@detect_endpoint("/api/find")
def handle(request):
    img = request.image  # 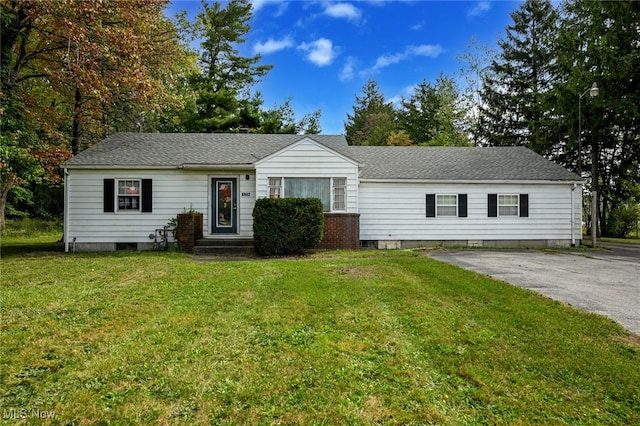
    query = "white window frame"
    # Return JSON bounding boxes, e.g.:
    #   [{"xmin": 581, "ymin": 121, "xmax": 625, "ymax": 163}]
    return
[
  {"xmin": 436, "ymin": 194, "xmax": 458, "ymax": 217},
  {"xmin": 332, "ymin": 177, "xmax": 347, "ymax": 212},
  {"xmin": 498, "ymin": 194, "xmax": 519, "ymax": 217},
  {"xmin": 268, "ymin": 177, "xmax": 282, "ymax": 198},
  {"xmin": 267, "ymin": 177, "xmax": 347, "ymax": 212},
  {"xmin": 117, "ymin": 179, "xmax": 141, "ymax": 212}
]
